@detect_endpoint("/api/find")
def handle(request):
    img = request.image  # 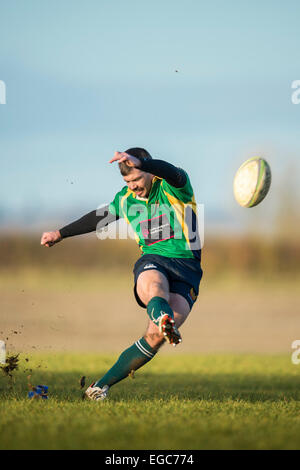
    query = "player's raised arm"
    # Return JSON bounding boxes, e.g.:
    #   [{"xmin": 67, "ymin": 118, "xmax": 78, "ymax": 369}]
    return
[
  {"xmin": 40, "ymin": 205, "xmax": 119, "ymax": 247},
  {"xmin": 139, "ymin": 159, "xmax": 187, "ymax": 188},
  {"xmin": 110, "ymin": 150, "xmax": 187, "ymax": 188}
]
